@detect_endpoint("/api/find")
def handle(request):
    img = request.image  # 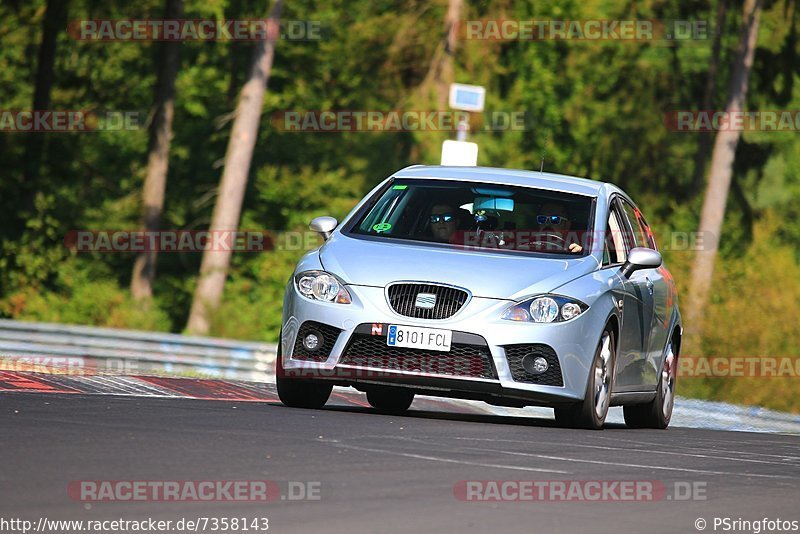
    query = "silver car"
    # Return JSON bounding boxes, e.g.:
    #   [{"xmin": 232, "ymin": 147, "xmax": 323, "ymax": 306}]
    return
[{"xmin": 278, "ymin": 166, "xmax": 681, "ymax": 429}]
